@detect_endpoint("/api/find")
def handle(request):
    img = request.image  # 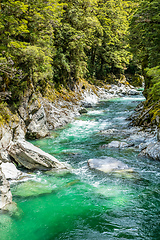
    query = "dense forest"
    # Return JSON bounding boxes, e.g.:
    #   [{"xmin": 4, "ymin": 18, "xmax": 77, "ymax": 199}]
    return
[{"xmin": 0, "ymin": 0, "xmax": 160, "ymax": 127}]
